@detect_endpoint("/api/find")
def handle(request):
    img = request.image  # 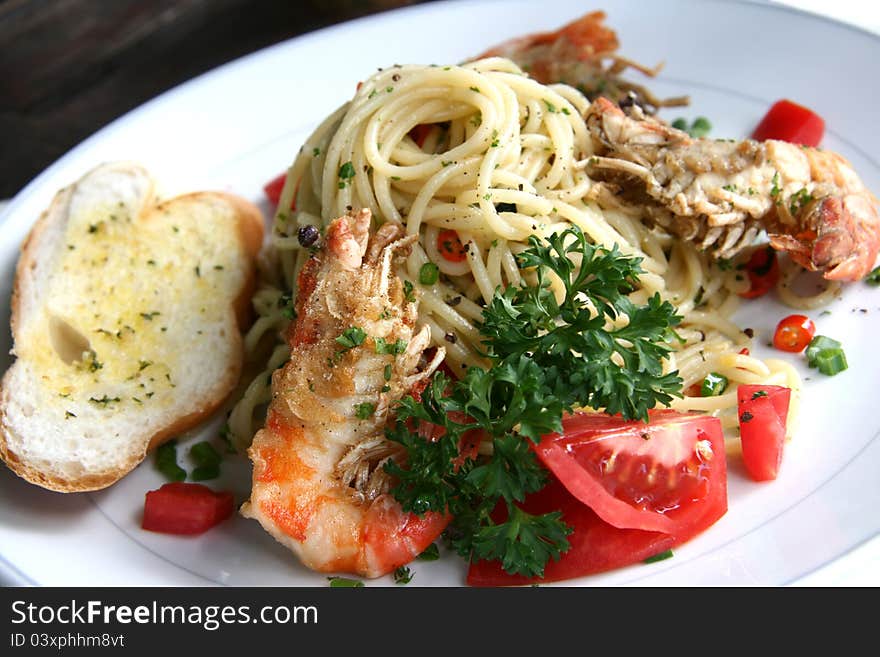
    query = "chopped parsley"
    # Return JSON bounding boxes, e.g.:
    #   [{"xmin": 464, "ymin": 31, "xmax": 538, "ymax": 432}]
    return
[
  {"xmin": 865, "ymin": 265, "xmax": 880, "ymax": 286},
  {"xmin": 355, "ymin": 402, "xmax": 376, "ymax": 420},
  {"xmin": 393, "ymin": 566, "xmax": 413, "ymax": 584},
  {"xmin": 88, "ymin": 395, "xmax": 120, "ymax": 406},
  {"xmin": 336, "ymin": 326, "xmax": 367, "ymax": 351},
  {"xmin": 770, "ymin": 172, "xmax": 782, "ymax": 199},
  {"xmin": 374, "ymin": 337, "xmax": 408, "ymax": 355},
  {"xmin": 384, "ymin": 226, "xmax": 682, "ymax": 579},
  {"xmin": 788, "ymin": 187, "xmax": 813, "ymax": 215},
  {"xmin": 338, "ymin": 161, "xmax": 356, "ymax": 187},
  {"xmin": 417, "ymin": 543, "xmax": 440, "ymax": 561}
]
